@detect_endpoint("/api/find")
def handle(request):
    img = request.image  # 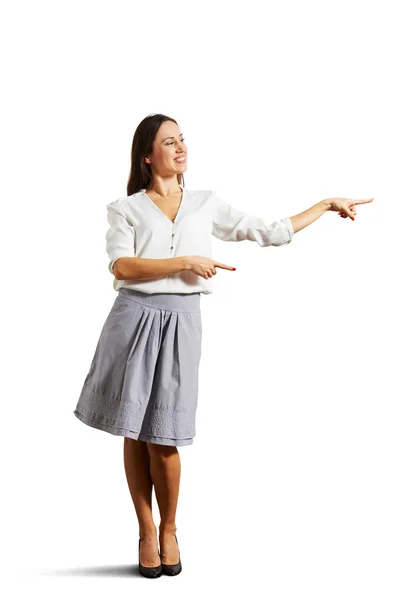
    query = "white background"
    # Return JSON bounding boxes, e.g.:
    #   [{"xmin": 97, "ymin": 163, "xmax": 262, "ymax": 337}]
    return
[{"xmin": 1, "ymin": 0, "xmax": 399, "ymax": 598}]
